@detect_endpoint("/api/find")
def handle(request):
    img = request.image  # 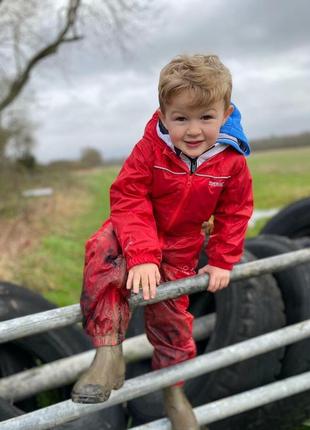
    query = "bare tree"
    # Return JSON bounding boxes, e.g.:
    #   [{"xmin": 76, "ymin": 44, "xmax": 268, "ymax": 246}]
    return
[
  {"xmin": 80, "ymin": 147, "xmax": 103, "ymax": 167},
  {"xmin": 0, "ymin": 0, "xmax": 82, "ymax": 113},
  {"xmin": 0, "ymin": 0, "xmax": 154, "ymax": 114},
  {"xmin": 0, "ymin": 125, "xmax": 10, "ymax": 161},
  {"xmin": 6, "ymin": 115, "xmax": 36, "ymax": 160},
  {"xmin": 0, "ymin": 110, "xmax": 35, "ymax": 162},
  {"xmin": 0, "ymin": 0, "xmax": 155, "ymax": 162}
]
